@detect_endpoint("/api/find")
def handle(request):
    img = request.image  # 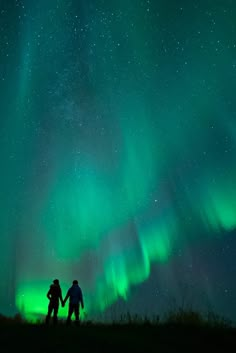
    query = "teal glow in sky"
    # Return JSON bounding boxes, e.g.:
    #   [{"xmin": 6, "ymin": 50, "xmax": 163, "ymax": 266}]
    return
[{"xmin": 0, "ymin": 0, "xmax": 236, "ymax": 322}]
